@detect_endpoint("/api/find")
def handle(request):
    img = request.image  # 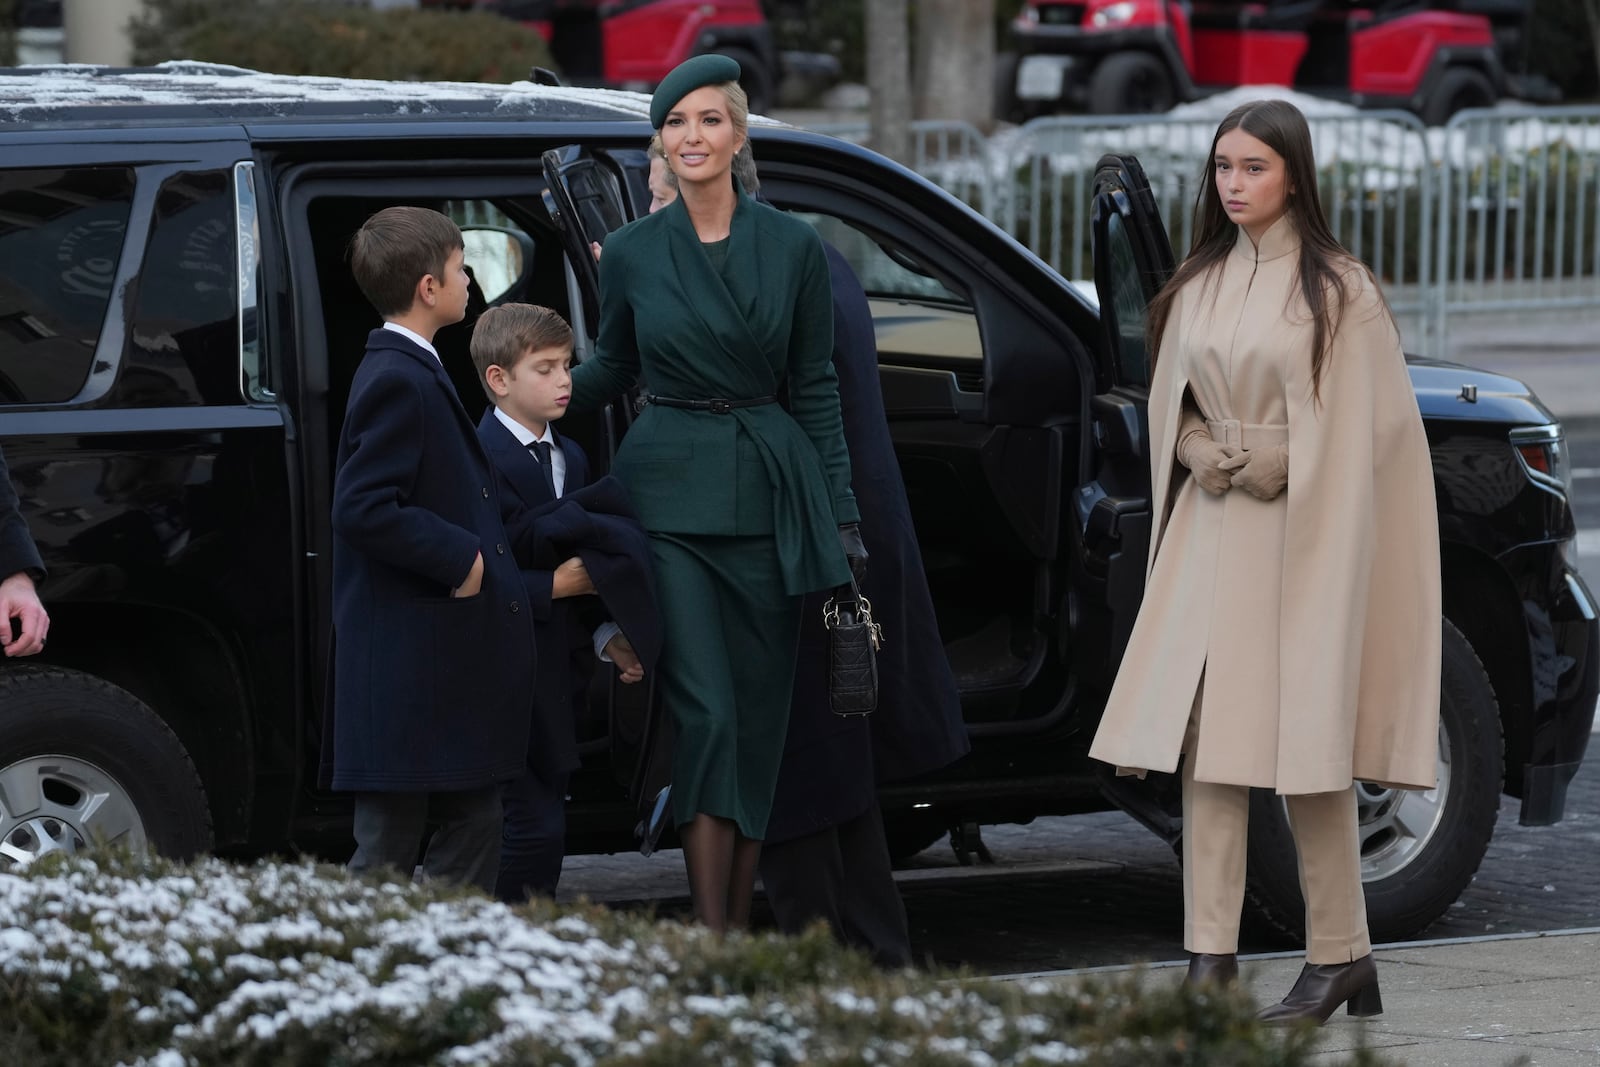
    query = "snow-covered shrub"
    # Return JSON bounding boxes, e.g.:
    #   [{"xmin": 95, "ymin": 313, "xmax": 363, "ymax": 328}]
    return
[{"xmin": 0, "ymin": 851, "xmax": 1393, "ymax": 1067}]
